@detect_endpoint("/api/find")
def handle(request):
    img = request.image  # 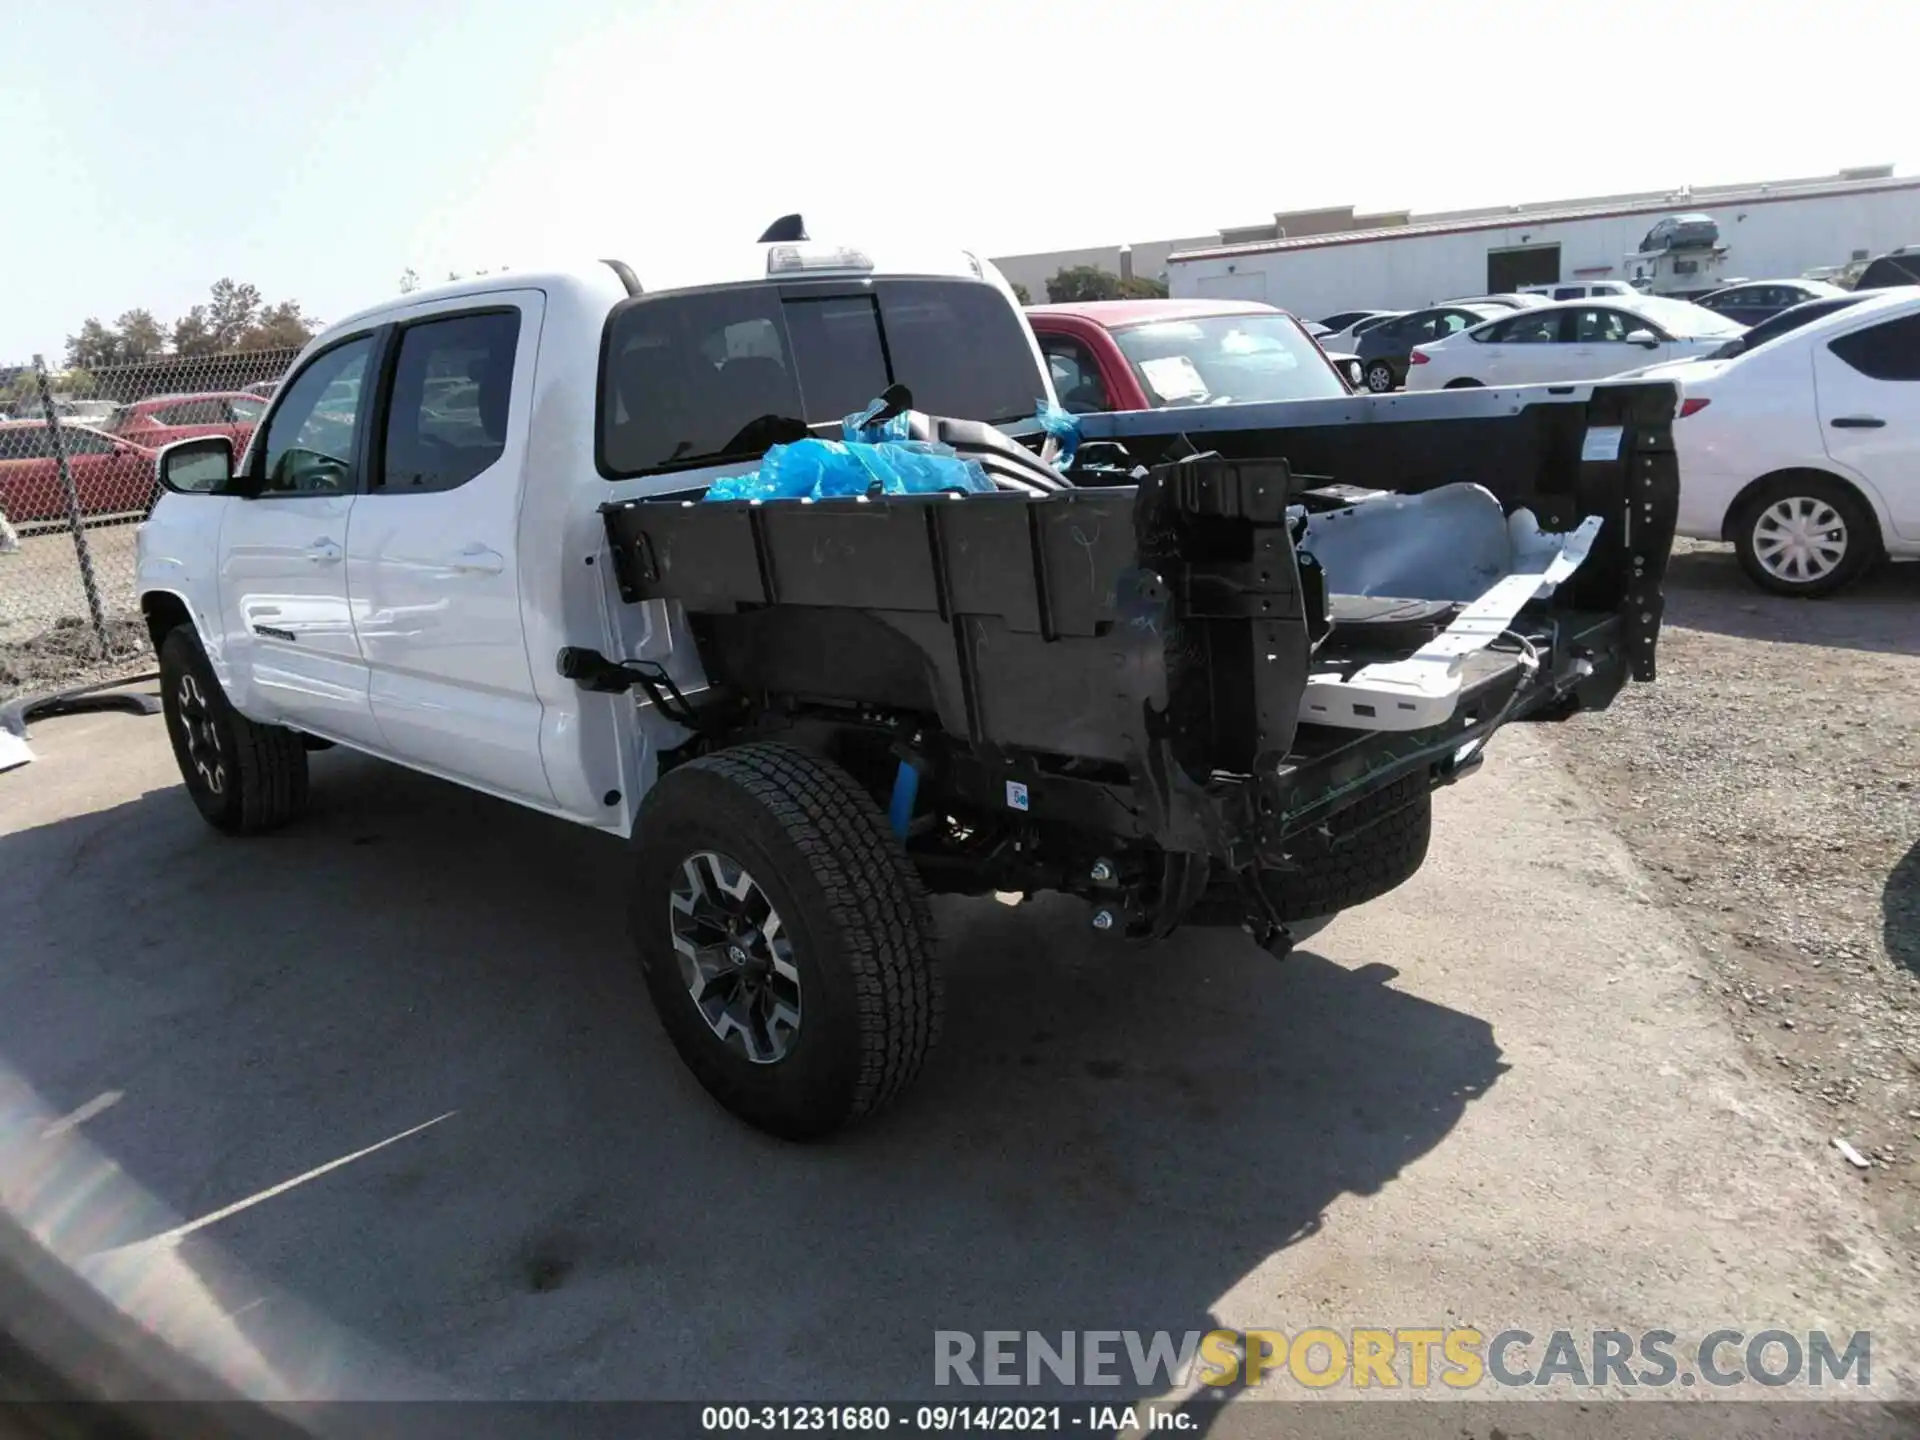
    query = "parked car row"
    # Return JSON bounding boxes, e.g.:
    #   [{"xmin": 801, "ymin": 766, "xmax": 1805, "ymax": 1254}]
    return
[
  {"xmin": 0, "ymin": 422, "xmax": 157, "ymax": 524},
  {"xmin": 1403, "ymin": 294, "xmax": 1745, "ymax": 389},
  {"xmin": 0, "ymin": 388, "xmax": 272, "ymax": 526},
  {"xmin": 1033, "ymin": 281, "xmax": 1915, "ymax": 602},
  {"xmin": 10, "ymin": 269, "xmax": 1909, "ymax": 605}
]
